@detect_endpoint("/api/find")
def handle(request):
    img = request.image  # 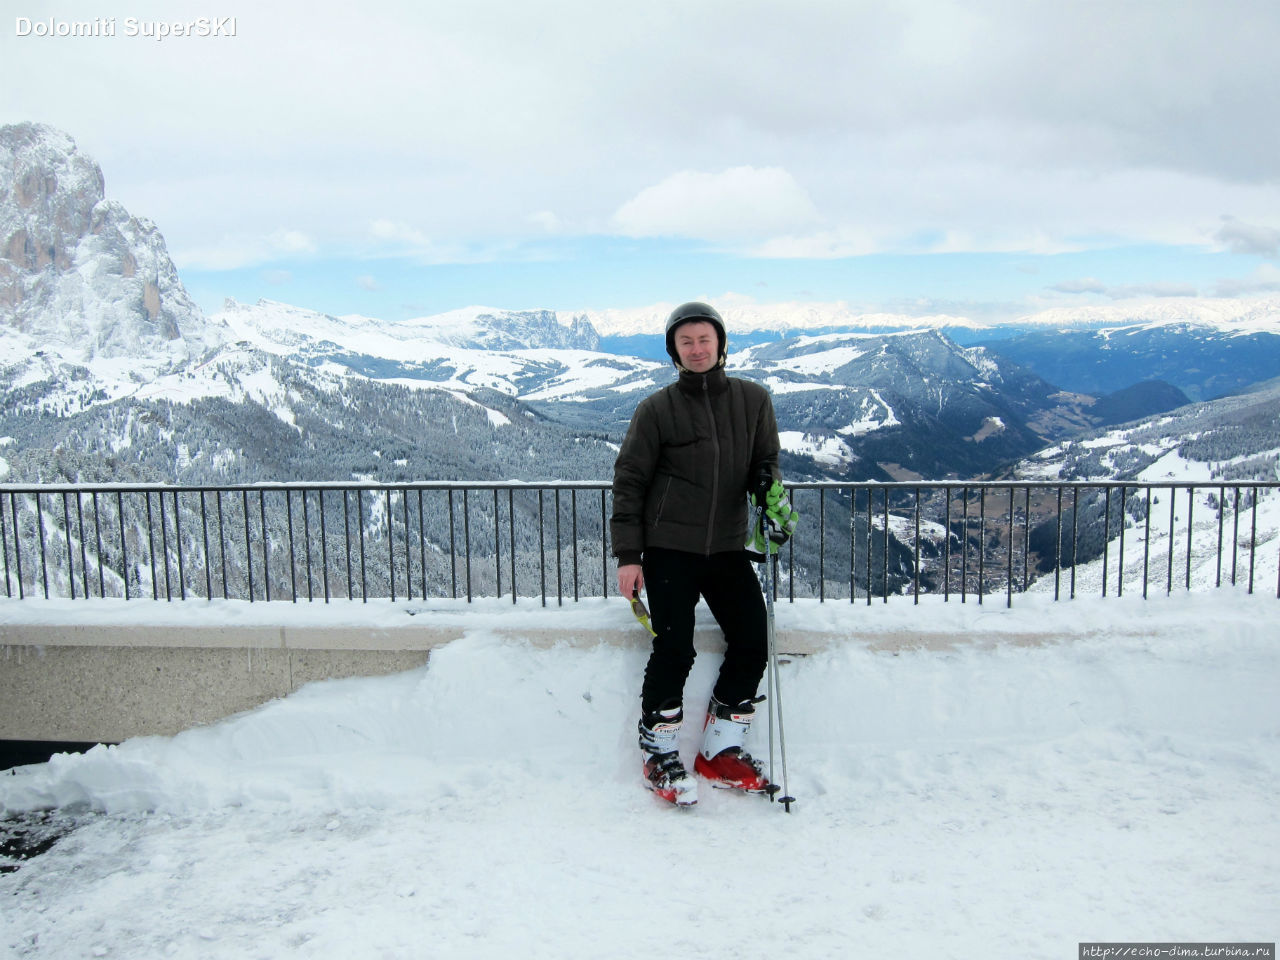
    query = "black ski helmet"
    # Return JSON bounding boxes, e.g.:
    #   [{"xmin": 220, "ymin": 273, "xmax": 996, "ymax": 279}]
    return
[{"xmin": 664, "ymin": 301, "xmax": 727, "ymax": 369}]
